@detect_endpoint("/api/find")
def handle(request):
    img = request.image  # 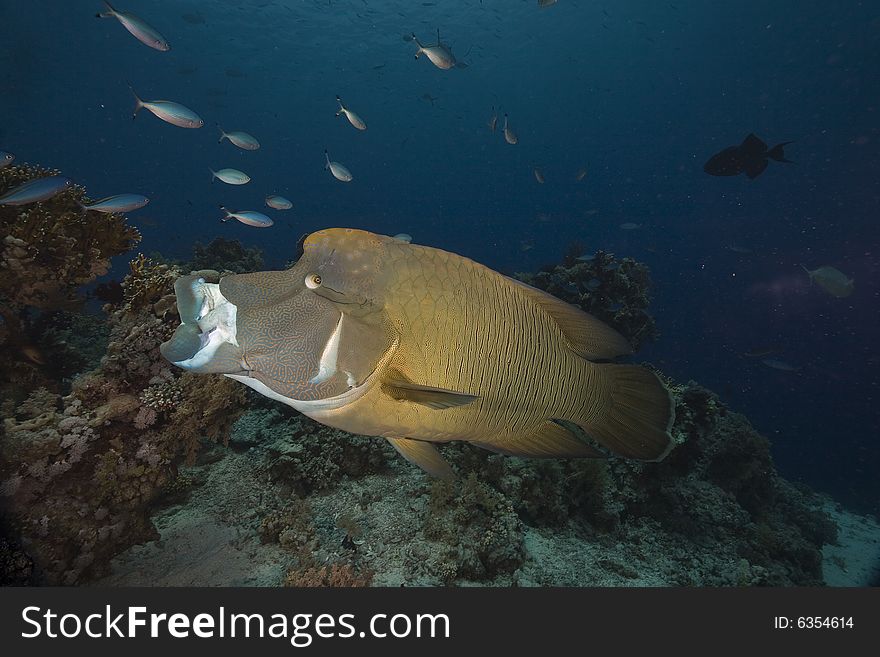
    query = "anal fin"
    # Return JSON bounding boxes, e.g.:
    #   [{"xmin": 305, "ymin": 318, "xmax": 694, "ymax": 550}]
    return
[
  {"xmin": 473, "ymin": 421, "xmax": 607, "ymax": 458},
  {"xmin": 387, "ymin": 437, "xmax": 454, "ymax": 479}
]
